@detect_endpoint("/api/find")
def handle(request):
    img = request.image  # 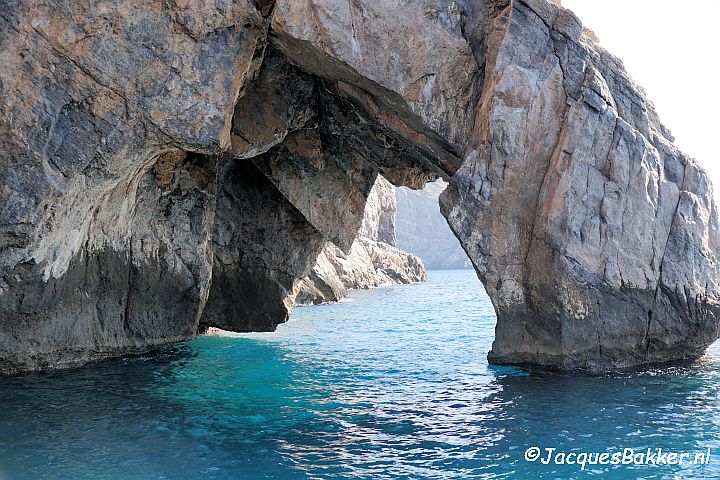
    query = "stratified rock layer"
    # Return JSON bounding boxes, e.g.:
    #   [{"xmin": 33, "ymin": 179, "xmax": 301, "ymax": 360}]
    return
[
  {"xmin": 0, "ymin": 0, "xmax": 718, "ymax": 373},
  {"xmin": 295, "ymin": 176, "xmax": 426, "ymax": 305}
]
